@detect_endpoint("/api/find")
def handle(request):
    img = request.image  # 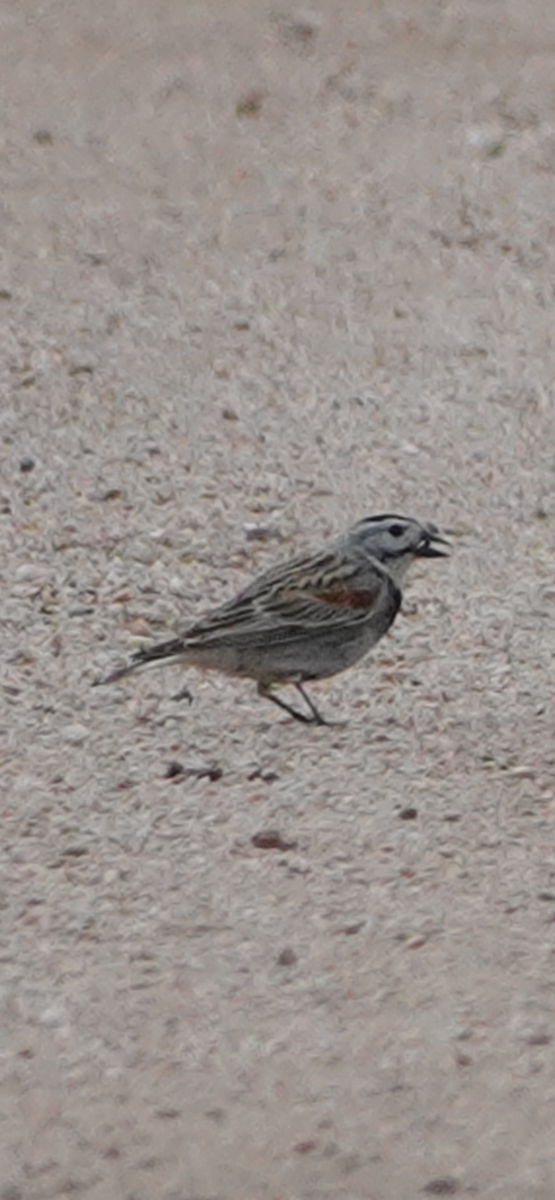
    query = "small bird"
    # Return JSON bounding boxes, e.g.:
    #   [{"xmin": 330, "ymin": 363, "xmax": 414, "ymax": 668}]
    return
[{"xmin": 101, "ymin": 514, "xmax": 449, "ymax": 725}]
